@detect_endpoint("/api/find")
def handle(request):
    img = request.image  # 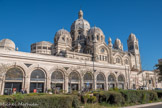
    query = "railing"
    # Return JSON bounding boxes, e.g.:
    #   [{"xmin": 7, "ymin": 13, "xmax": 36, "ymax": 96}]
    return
[
  {"xmin": 30, "ymin": 78, "xmax": 45, "ymax": 81},
  {"xmin": 5, "ymin": 78, "xmax": 23, "ymax": 80},
  {"xmin": 51, "ymin": 79, "xmax": 64, "ymax": 82}
]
